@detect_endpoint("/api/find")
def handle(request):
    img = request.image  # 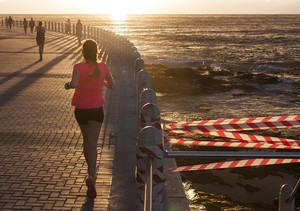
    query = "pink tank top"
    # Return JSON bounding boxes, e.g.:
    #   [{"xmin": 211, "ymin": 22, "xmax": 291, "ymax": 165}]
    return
[{"xmin": 71, "ymin": 62, "xmax": 110, "ymax": 109}]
